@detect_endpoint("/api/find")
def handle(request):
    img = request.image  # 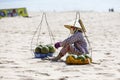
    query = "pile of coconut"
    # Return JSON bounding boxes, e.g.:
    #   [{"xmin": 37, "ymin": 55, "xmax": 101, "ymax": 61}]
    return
[{"xmin": 34, "ymin": 44, "xmax": 56, "ymax": 58}]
